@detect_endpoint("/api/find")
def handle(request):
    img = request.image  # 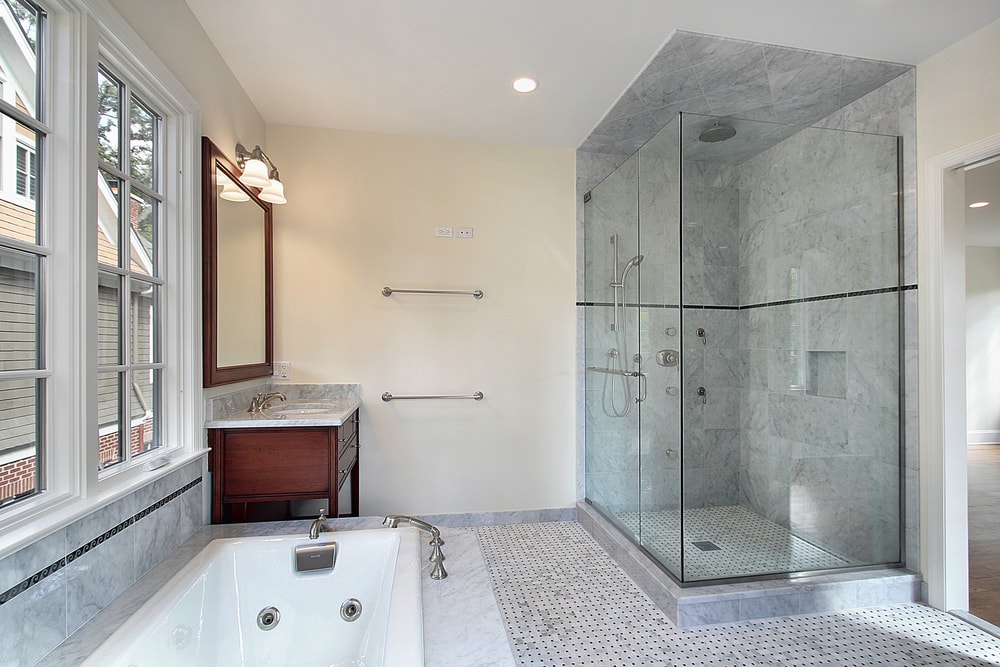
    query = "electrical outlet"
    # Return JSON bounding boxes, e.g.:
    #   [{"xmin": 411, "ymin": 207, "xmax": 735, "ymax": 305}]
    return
[
  {"xmin": 273, "ymin": 361, "xmax": 291, "ymax": 380},
  {"xmin": 456, "ymin": 227, "xmax": 474, "ymax": 238},
  {"xmin": 435, "ymin": 226, "xmax": 454, "ymax": 238}
]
